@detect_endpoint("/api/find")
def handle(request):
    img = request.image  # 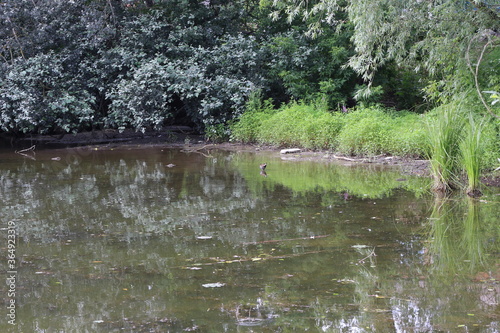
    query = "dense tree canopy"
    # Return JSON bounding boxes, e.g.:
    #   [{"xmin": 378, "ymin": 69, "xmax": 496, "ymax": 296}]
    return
[
  {"xmin": 0, "ymin": 0, "xmax": 498, "ymax": 135},
  {"xmin": 272, "ymin": 0, "xmax": 500, "ymax": 110}
]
